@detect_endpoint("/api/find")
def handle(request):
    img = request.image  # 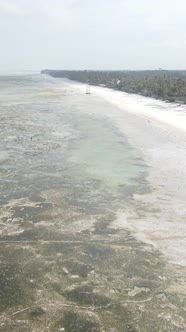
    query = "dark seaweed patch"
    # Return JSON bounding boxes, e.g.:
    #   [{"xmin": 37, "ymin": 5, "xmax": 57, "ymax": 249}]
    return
[
  {"xmin": 64, "ymin": 260, "xmax": 93, "ymax": 278},
  {"xmin": 0, "ymin": 229, "xmax": 38, "ymax": 241},
  {"xmin": 85, "ymin": 244, "xmax": 116, "ymax": 261},
  {"xmin": 29, "ymin": 306, "xmax": 45, "ymax": 318},
  {"xmin": 42, "ymin": 242, "xmax": 76, "ymax": 255},
  {"xmin": 12, "ymin": 203, "xmax": 53, "ymax": 223},
  {"xmin": 0, "ymin": 263, "xmax": 24, "ymax": 311},
  {"xmin": 65, "ymin": 285, "xmax": 111, "ymax": 307},
  {"xmin": 56, "ymin": 311, "xmax": 102, "ymax": 332}
]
